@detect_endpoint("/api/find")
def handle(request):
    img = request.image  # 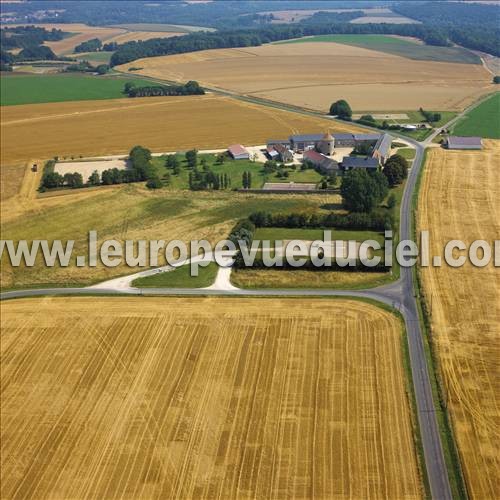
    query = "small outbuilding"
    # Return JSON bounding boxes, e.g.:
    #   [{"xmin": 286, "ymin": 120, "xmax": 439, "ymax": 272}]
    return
[
  {"xmin": 303, "ymin": 150, "xmax": 338, "ymax": 174},
  {"xmin": 228, "ymin": 144, "xmax": 250, "ymax": 160},
  {"xmin": 341, "ymin": 156, "xmax": 379, "ymax": 171},
  {"xmin": 446, "ymin": 136, "xmax": 483, "ymax": 150}
]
